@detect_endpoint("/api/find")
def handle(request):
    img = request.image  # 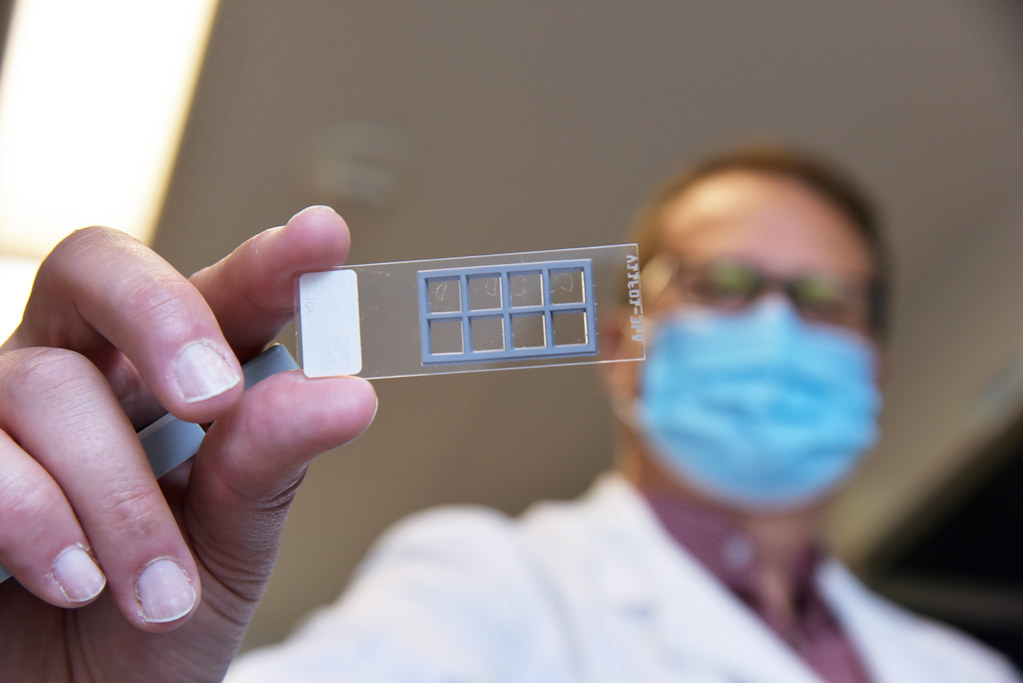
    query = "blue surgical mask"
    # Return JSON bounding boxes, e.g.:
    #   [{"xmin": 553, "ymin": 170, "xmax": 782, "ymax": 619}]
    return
[{"xmin": 637, "ymin": 299, "xmax": 882, "ymax": 510}]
